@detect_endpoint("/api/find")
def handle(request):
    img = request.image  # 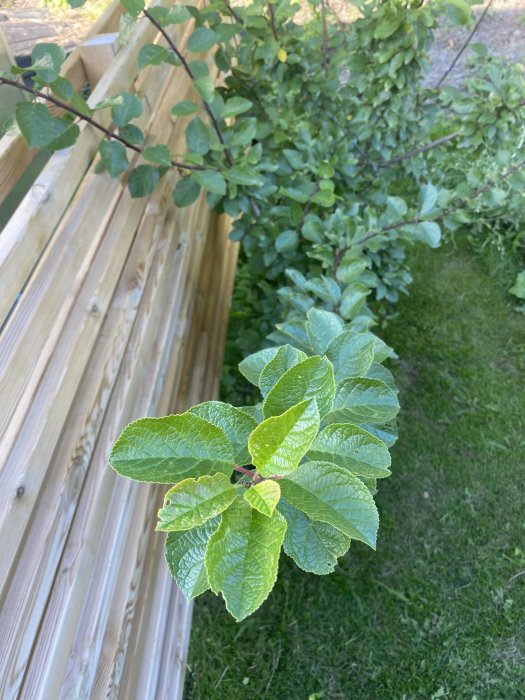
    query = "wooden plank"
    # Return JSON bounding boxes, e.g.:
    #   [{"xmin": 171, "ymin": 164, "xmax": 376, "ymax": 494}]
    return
[
  {"xmin": 78, "ymin": 32, "xmax": 120, "ymax": 86},
  {"xmin": 0, "ymin": 192, "xmax": 167, "ymax": 699}
]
